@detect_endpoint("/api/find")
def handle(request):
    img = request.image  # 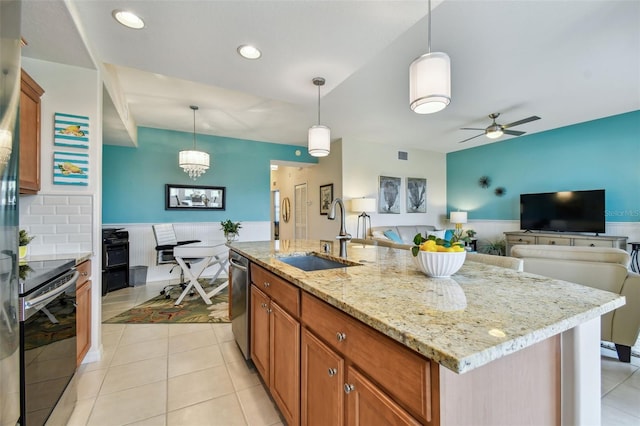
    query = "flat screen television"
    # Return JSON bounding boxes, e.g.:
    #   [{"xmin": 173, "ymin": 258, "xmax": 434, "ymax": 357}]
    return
[{"xmin": 520, "ymin": 189, "xmax": 605, "ymax": 234}]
